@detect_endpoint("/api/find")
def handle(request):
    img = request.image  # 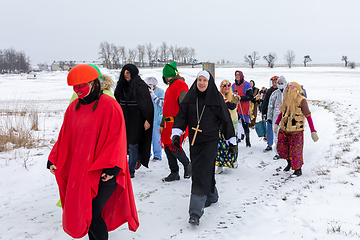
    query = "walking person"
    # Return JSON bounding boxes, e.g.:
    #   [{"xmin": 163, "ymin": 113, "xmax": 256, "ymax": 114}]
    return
[
  {"xmin": 172, "ymin": 71, "xmax": 237, "ymax": 225},
  {"xmin": 273, "ymin": 82, "xmax": 319, "ymax": 176},
  {"xmin": 160, "ymin": 62, "xmax": 191, "ymax": 182},
  {"xmin": 231, "ymin": 70, "xmax": 253, "ymax": 147},
  {"xmin": 262, "ymin": 76, "xmax": 279, "ymax": 152},
  {"xmin": 47, "ymin": 64, "xmax": 139, "ymax": 239},
  {"xmin": 114, "ymin": 64, "xmax": 154, "ymax": 178},
  {"xmin": 249, "ymin": 79, "xmax": 260, "ymax": 128},
  {"xmin": 144, "ymin": 77, "xmax": 165, "ymax": 162},
  {"xmin": 267, "ymin": 76, "xmax": 287, "ymax": 160},
  {"xmin": 215, "ymin": 79, "xmax": 239, "ymax": 174}
]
